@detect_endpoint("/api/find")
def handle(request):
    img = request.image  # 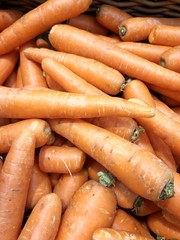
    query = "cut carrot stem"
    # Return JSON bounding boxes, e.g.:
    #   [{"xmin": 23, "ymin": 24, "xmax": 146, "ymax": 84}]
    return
[{"xmin": 0, "ymin": 9, "xmax": 23, "ymax": 32}]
